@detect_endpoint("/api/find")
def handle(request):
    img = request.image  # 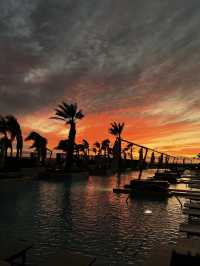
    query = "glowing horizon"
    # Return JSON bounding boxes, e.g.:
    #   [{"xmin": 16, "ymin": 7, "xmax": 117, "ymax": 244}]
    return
[{"xmin": 19, "ymin": 104, "xmax": 200, "ymax": 158}]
